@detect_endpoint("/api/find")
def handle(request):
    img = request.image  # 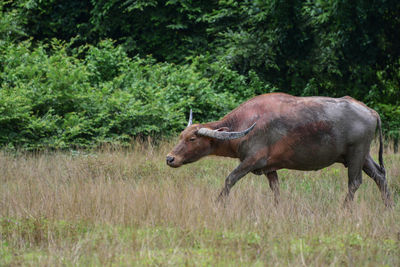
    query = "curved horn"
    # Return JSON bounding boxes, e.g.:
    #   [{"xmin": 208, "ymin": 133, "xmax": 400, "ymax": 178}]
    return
[
  {"xmin": 187, "ymin": 109, "xmax": 193, "ymax": 127},
  {"xmin": 197, "ymin": 122, "xmax": 256, "ymax": 140}
]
